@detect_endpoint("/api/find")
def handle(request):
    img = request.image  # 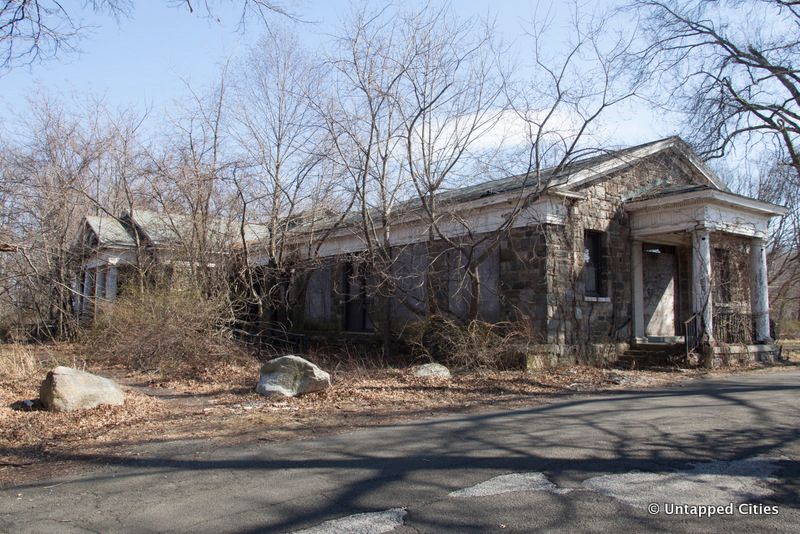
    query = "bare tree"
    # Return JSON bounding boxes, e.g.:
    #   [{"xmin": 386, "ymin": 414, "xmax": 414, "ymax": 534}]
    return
[
  {"xmin": 629, "ymin": 0, "xmax": 800, "ymax": 180},
  {"xmin": 0, "ymin": 0, "xmax": 297, "ymax": 72},
  {"xmin": 0, "ymin": 1, "xmax": 131, "ymax": 70},
  {"xmin": 0, "ymin": 96, "xmax": 122, "ymax": 338},
  {"xmin": 629, "ymin": 0, "xmax": 800, "ymax": 333},
  {"xmin": 230, "ymin": 24, "xmax": 337, "ymax": 332},
  {"xmin": 177, "ymin": 0, "xmax": 303, "ymax": 25},
  {"xmin": 320, "ymin": 4, "xmax": 419, "ymax": 350},
  {"xmin": 405, "ymin": 3, "xmax": 640, "ymax": 326},
  {"xmin": 397, "ymin": 5, "xmax": 507, "ymax": 319},
  {"xmin": 143, "ymin": 72, "xmax": 238, "ymax": 298}
]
